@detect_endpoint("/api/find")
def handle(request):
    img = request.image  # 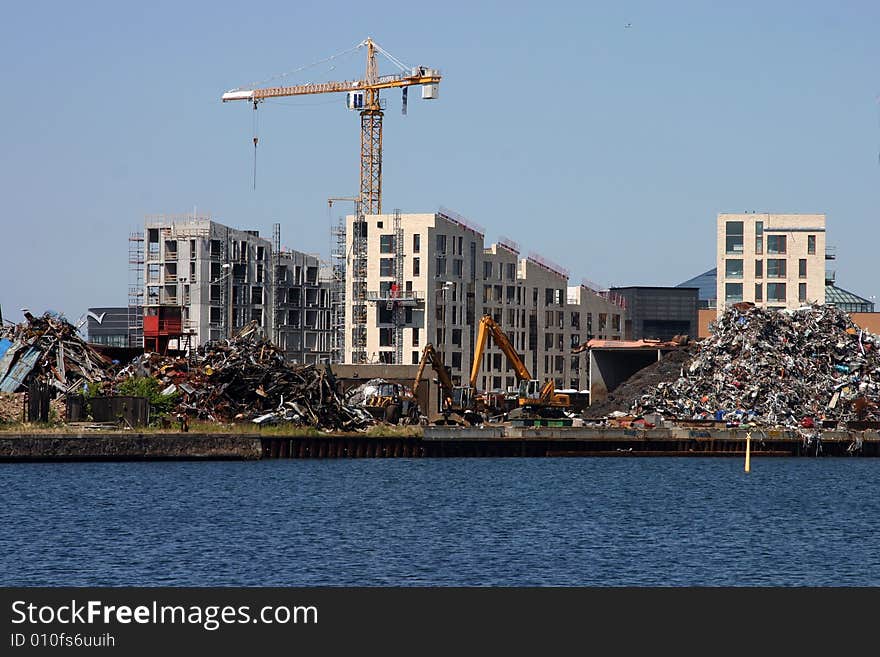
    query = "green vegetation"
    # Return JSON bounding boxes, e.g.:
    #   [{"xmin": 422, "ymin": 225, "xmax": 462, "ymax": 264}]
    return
[
  {"xmin": 115, "ymin": 376, "xmax": 180, "ymax": 420},
  {"xmin": 365, "ymin": 424, "xmax": 423, "ymax": 438}
]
